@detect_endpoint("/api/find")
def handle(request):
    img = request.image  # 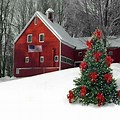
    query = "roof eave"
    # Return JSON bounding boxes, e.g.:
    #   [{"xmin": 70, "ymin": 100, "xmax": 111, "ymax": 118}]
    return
[
  {"xmin": 14, "ymin": 12, "xmax": 37, "ymax": 44},
  {"xmin": 61, "ymin": 40, "xmax": 76, "ymax": 49}
]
